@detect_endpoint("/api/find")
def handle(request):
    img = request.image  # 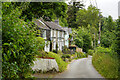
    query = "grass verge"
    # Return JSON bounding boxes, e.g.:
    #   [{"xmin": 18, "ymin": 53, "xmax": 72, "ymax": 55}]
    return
[{"xmin": 92, "ymin": 52, "xmax": 119, "ymax": 78}]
